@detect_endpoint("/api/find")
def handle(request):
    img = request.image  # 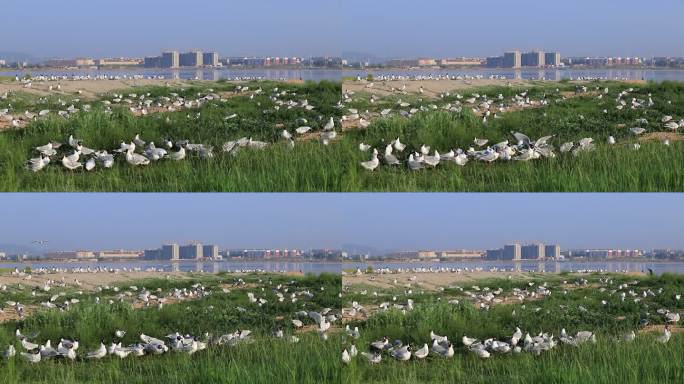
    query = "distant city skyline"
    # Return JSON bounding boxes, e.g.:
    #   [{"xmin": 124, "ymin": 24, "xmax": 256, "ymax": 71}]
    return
[{"xmin": 0, "ymin": 194, "xmax": 682, "ymax": 251}]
